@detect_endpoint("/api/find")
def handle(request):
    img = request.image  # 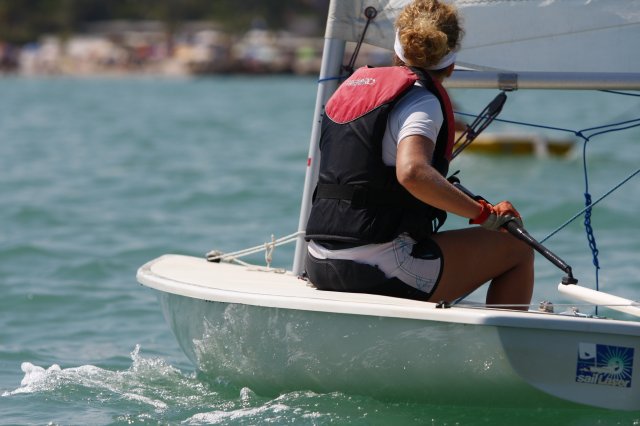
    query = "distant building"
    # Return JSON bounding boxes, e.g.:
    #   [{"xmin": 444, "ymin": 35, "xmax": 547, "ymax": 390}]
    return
[{"xmin": 6, "ymin": 19, "xmax": 391, "ymax": 77}]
